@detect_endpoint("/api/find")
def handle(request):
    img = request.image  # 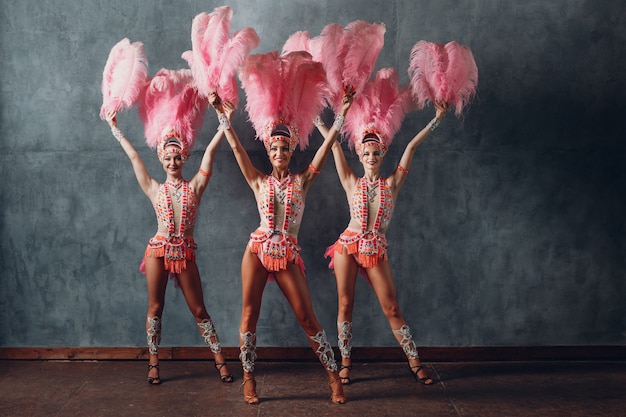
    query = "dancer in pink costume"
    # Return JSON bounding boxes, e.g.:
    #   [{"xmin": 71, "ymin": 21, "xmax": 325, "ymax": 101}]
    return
[
  {"xmin": 317, "ymin": 68, "xmax": 448, "ymax": 386},
  {"xmin": 99, "ymin": 6, "xmax": 259, "ymax": 386},
  {"xmin": 208, "ymin": 47, "xmax": 354, "ymax": 404}
]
